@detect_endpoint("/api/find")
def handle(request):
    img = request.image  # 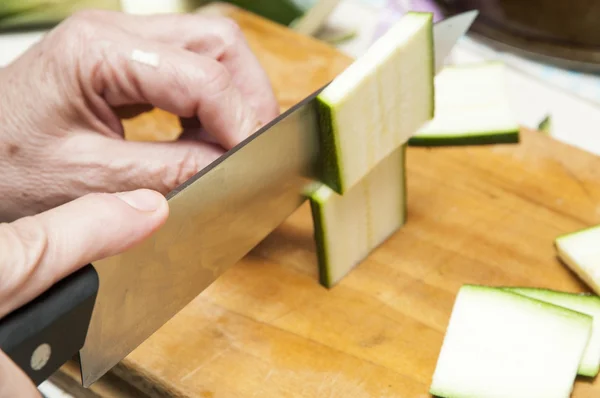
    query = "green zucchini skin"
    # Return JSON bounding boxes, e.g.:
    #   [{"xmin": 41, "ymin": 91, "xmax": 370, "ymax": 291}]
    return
[
  {"xmin": 502, "ymin": 286, "xmax": 600, "ymax": 377},
  {"xmin": 307, "ymin": 145, "xmax": 407, "ymax": 289},
  {"xmin": 315, "ymin": 12, "xmax": 434, "ymax": 194},
  {"xmin": 316, "ymin": 97, "xmax": 344, "ymax": 195},
  {"xmin": 410, "ymin": 61, "xmax": 520, "ymax": 148},
  {"xmin": 308, "ymin": 190, "xmax": 333, "ymax": 287},
  {"xmin": 408, "ymin": 130, "xmax": 520, "ymax": 147},
  {"xmin": 430, "ymin": 284, "xmax": 593, "ymax": 398}
]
